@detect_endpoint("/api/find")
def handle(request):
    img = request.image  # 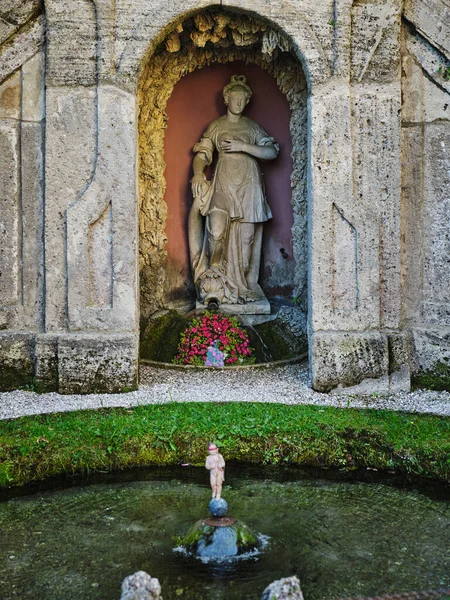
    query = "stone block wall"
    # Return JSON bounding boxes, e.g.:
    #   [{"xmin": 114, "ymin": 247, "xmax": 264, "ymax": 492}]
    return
[
  {"xmin": 0, "ymin": 1, "xmax": 45, "ymax": 390},
  {"xmin": 0, "ymin": 0, "xmax": 139, "ymax": 393},
  {"xmin": 0, "ymin": 0, "xmax": 448, "ymax": 394},
  {"xmin": 401, "ymin": 0, "xmax": 450, "ymax": 389}
]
